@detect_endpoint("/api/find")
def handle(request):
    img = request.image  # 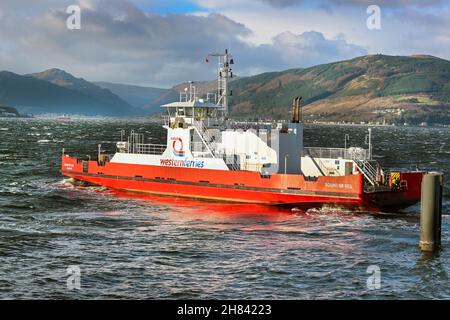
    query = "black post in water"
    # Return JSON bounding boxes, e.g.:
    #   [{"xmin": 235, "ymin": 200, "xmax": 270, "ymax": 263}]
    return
[{"xmin": 420, "ymin": 172, "xmax": 444, "ymax": 252}]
